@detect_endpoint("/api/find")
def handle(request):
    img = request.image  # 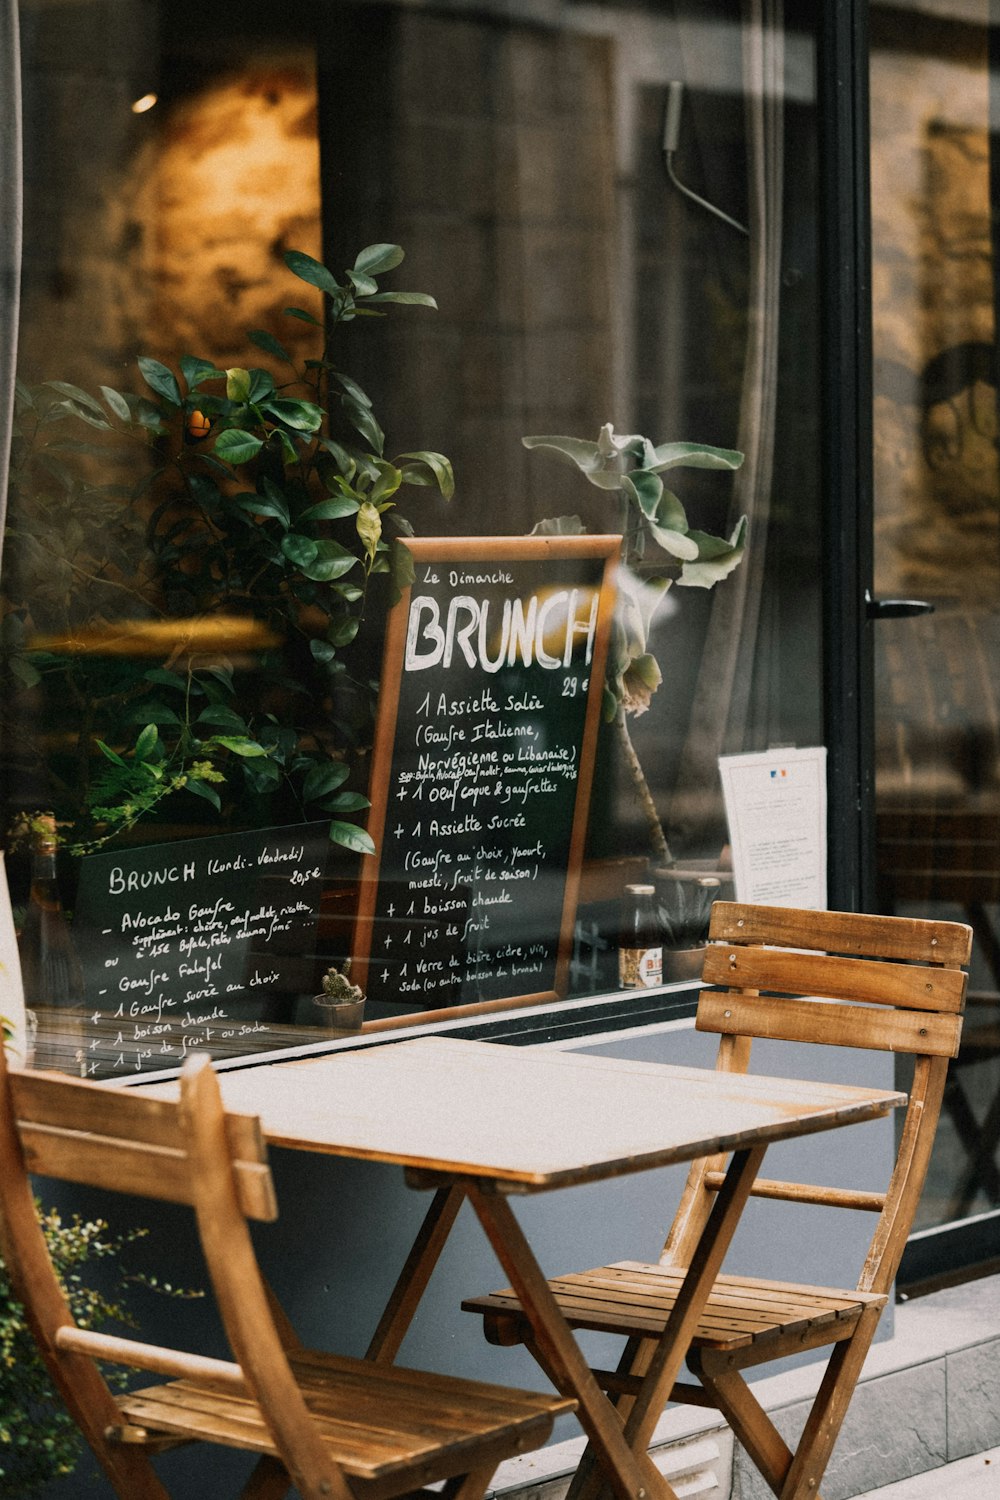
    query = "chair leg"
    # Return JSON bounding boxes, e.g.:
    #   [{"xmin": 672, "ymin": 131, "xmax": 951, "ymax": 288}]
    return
[
  {"xmin": 692, "ymin": 1363, "xmax": 795, "ymax": 1497},
  {"xmin": 776, "ymin": 1305, "xmax": 882, "ymax": 1500},
  {"xmin": 438, "ymin": 1464, "xmax": 499, "ymax": 1500},
  {"xmin": 240, "ymin": 1454, "xmax": 292, "ymax": 1500},
  {"xmin": 693, "ymin": 1303, "xmax": 884, "ymax": 1500}
]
